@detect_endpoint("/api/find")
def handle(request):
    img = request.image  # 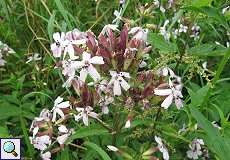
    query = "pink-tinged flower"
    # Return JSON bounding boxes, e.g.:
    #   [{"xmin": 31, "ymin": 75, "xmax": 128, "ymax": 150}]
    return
[
  {"xmin": 129, "ymin": 27, "xmax": 148, "ymax": 42},
  {"xmin": 187, "ymin": 139, "xmax": 204, "ymax": 159},
  {"xmin": 108, "ymin": 71, "xmax": 130, "ymax": 96},
  {"xmin": 30, "ymin": 109, "xmax": 51, "ymax": 138},
  {"xmin": 154, "ymin": 79, "xmax": 183, "ymax": 109},
  {"xmin": 63, "ymin": 31, "xmax": 86, "ymax": 60},
  {"xmin": 62, "ymin": 60, "xmax": 79, "ymax": 77},
  {"xmin": 155, "ymin": 136, "xmax": 169, "ymax": 160},
  {"xmin": 41, "ymin": 151, "xmax": 51, "ymax": 160},
  {"xmin": 51, "ymin": 96, "xmax": 70, "ymax": 122},
  {"xmin": 56, "ymin": 125, "xmax": 72, "ymax": 145},
  {"xmin": 99, "ymin": 95, "xmax": 114, "ymax": 114},
  {"xmin": 74, "ymin": 106, "xmax": 98, "ymax": 126},
  {"xmin": 107, "ymin": 145, "xmax": 119, "ymax": 152},
  {"xmin": 51, "ymin": 32, "xmax": 65, "ymax": 58},
  {"xmin": 75, "ymin": 52, "xmax": 104, "ymax": 82},
  {"xmin": 0, "ymin": 58, "xmax": 6, "ymax": 66},
  {"xmin": 30, "ymin": 135, "xmax": 51, "ymax": 151}
]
